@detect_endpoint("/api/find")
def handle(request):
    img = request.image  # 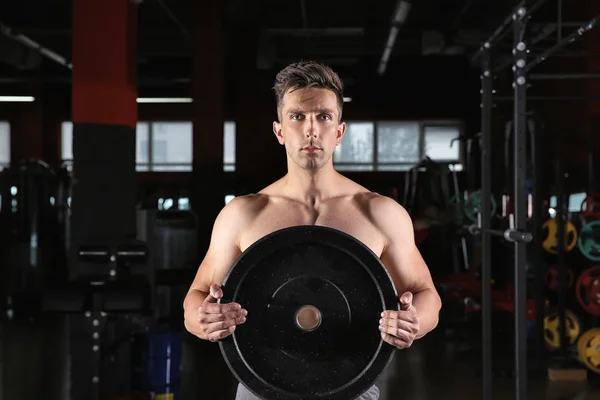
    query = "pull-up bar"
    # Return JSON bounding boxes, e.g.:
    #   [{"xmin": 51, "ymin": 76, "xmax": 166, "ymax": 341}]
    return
[
  {"xmin": 471, "ymin": 0, "xmax": 559, "ymax": 63},
  {"xmin": 525, "ymin": 15, "xmax": 600, "ymax": 72},
  {"xmin": 471, "ymin": 1, "xmax": 525, "ymax": 62},
  {"xmin": 530, "ymin": 73, "xmax": 600, "ymax": 80}
]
